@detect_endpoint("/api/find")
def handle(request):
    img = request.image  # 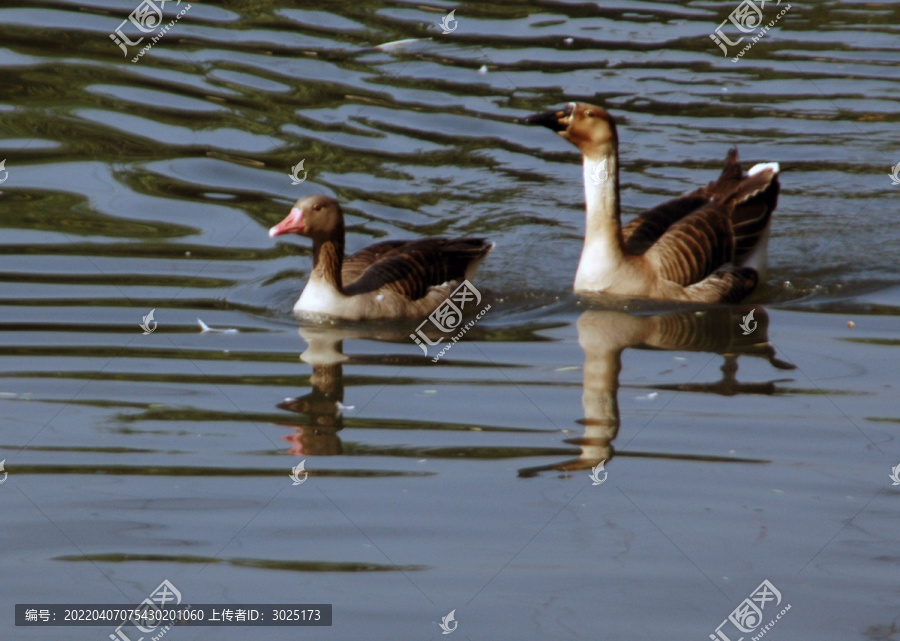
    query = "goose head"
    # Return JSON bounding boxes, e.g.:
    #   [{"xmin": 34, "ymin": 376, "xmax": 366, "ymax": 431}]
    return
[
  {"xmin": 269, "ymin": 194, "xmax": 344, "ymax": 239},
  {"xmin": 524, "ymin": 102, "xmax": 618, "ymax": 158}
]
